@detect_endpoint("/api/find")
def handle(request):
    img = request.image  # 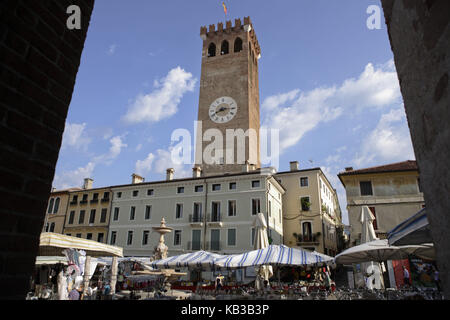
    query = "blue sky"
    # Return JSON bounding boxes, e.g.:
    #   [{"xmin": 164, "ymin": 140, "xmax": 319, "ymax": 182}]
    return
[{"xmin": 53, "ymin": 0, "xmax": 416, "ymax": 225}]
